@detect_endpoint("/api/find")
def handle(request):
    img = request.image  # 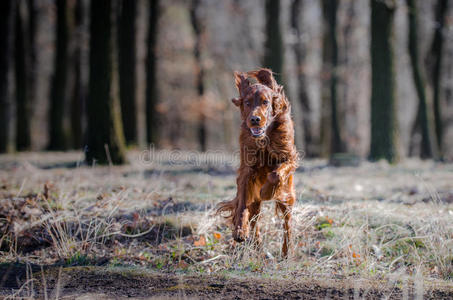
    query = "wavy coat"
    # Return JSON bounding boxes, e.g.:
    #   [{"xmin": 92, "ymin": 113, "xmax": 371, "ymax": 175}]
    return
[{"xmin": 217, "ymin": 68, "xmax": 298, "ymax": 257}]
